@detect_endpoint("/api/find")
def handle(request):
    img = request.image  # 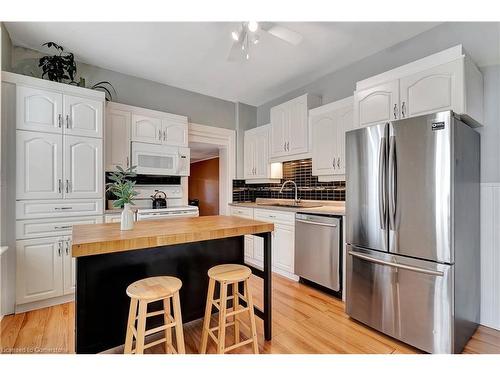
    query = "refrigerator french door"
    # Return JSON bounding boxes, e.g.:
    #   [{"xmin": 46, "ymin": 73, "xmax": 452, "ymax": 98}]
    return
[{"xmin": 345, "ymin": 111, "xmax": 480, "ymax": 354}]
